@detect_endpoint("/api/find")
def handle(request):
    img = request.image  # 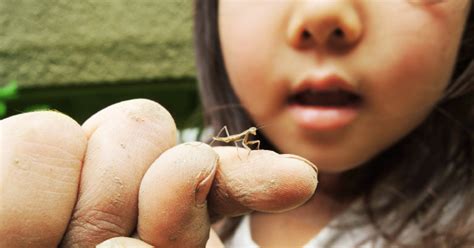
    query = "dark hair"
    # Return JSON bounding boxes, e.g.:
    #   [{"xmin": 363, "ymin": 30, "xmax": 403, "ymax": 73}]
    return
[{"xmin": 193, "ymin": 0, "xmax": 474, "ymax": 246}]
